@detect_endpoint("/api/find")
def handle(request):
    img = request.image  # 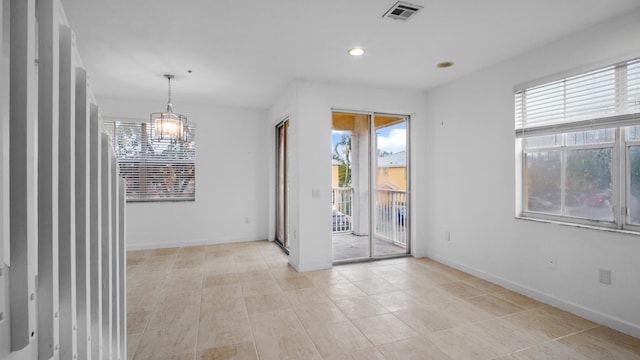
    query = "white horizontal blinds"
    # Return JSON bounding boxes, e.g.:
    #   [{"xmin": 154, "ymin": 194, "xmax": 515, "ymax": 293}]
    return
[
  {"xmin": 103, "ymin": 121, "xmax": 196, "ymax": 201},
  {"xmin": 628, "ymin": 59, "xmax": 640, "ymax": 113},
  {"xmin": 516, "ymin": 58, "xmax": 640, "ymax": 137}
]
